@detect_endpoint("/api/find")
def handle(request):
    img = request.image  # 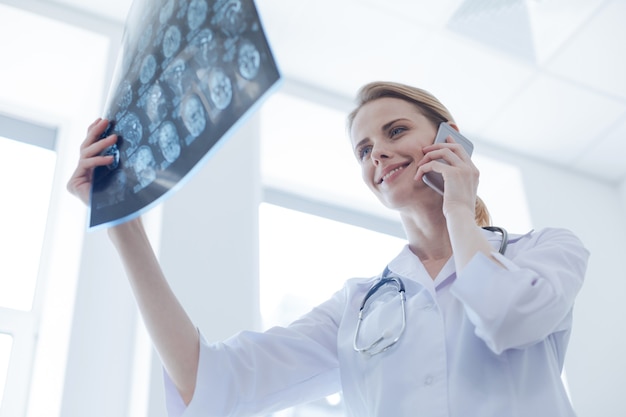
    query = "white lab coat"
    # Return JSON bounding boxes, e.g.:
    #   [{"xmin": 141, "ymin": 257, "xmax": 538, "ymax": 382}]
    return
[{"xmin": 164, "ymin": 227, "xmax": 589, "ymax": 417}]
